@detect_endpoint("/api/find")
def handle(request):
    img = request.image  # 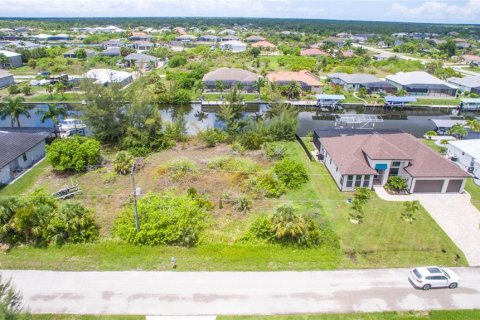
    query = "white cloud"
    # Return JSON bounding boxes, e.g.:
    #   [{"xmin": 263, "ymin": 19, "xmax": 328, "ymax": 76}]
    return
[{"xmin": 390, "ymin": 0, "xmax": 480, "ymax": 22}]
